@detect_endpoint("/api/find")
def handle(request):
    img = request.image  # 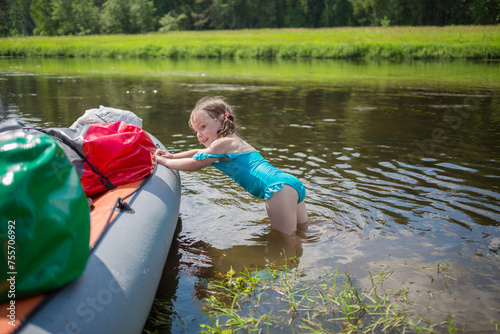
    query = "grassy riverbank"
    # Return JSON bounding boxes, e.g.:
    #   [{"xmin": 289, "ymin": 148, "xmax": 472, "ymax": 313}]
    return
[{"xmin": 1, "ymin": 26, "xmax": 499, "ymax": 60}]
